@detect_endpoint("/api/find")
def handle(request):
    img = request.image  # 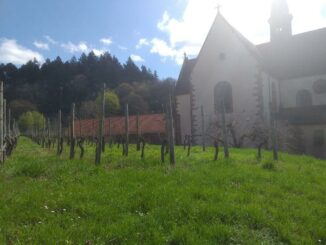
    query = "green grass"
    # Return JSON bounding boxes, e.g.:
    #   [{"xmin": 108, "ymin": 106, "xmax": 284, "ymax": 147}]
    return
[{"xmin": 0, "ymin": 137, "xmax": 325, "ymax": 244}]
